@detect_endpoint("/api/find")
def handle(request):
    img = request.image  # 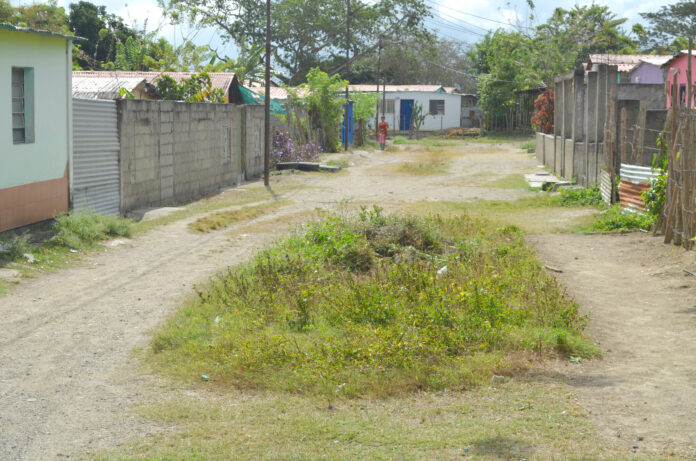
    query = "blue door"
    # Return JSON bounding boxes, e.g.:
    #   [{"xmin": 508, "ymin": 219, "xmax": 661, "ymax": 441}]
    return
[
  {"xmin": 400, "ymin": 99, "xmax": 414, "ymax": 131},
  {"xmin": 341, "ymin": 101, "xmax": 354, "ymax": 147}
]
